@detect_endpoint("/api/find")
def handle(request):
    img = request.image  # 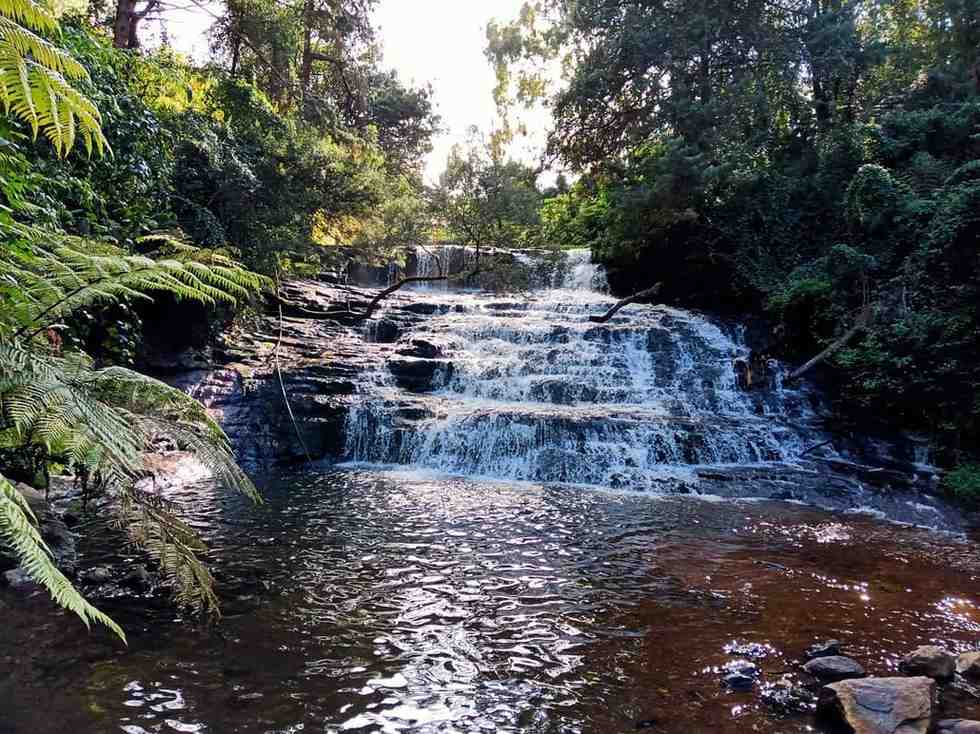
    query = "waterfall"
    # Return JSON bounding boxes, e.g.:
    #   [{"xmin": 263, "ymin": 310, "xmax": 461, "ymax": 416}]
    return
[{"xmin": 345, "ymin": 249, "xmax": 830, "ymax": 490}]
